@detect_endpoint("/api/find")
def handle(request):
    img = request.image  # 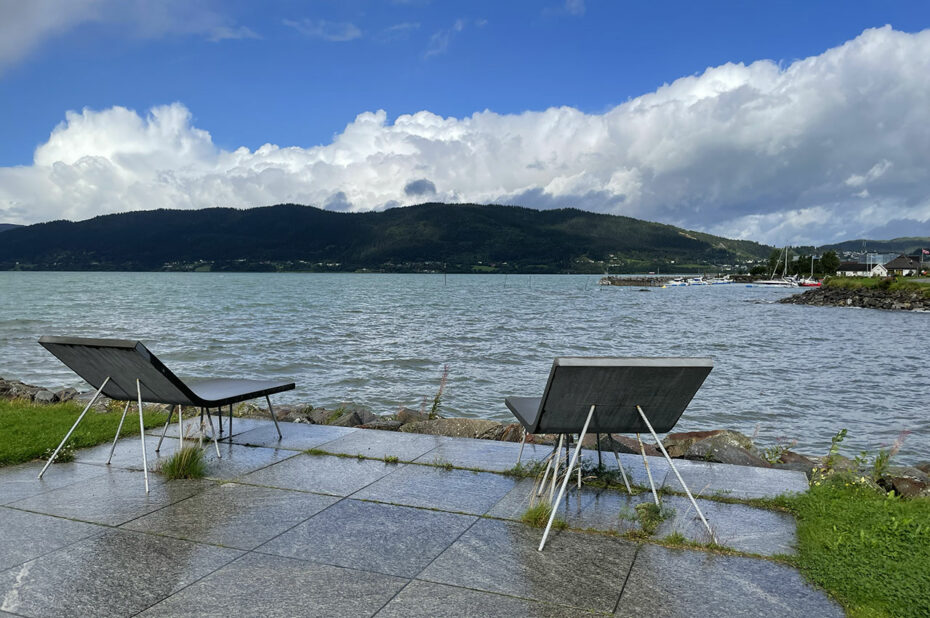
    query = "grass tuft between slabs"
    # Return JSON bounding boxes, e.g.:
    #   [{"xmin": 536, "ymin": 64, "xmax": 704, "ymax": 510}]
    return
[{"xmin": 159, "ymin": 445, "xmax": 207, "ymax": 480}]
